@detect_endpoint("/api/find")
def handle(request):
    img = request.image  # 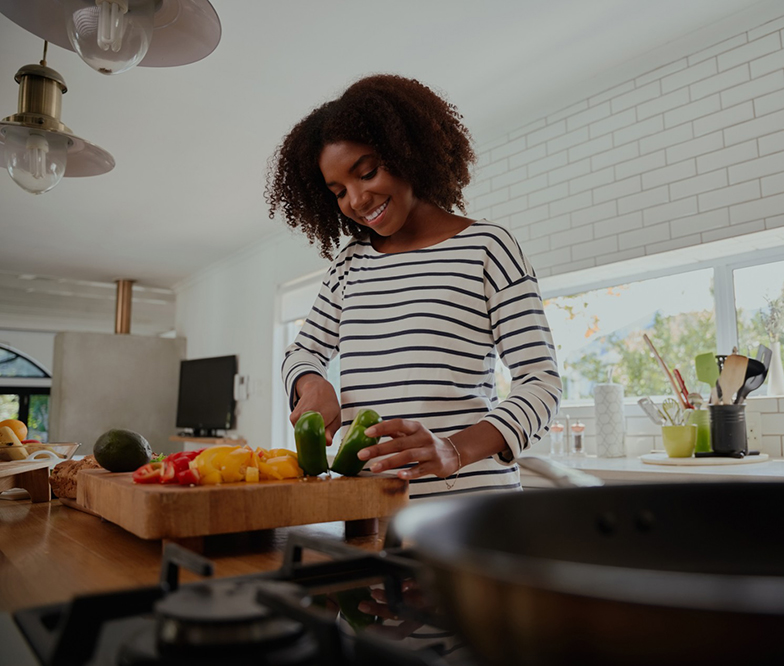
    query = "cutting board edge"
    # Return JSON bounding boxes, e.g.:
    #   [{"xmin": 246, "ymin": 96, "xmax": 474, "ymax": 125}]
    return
[{"xmin": 76, "ymin": 470, "xmax": 409, "ymax": 540}]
